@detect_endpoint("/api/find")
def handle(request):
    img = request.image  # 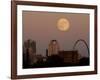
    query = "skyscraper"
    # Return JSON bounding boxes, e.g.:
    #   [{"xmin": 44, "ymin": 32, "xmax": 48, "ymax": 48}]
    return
[
  {"xmin": 48, "ymin": 40, "xmax": 60, "ymax": 56},
  {"xmin": 23, "ymin": 39, "xmax": 36, "ymax": 67},
  {"xmin": 31, "ymin": 40, "xmax": 36, "ymax": 53}
]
